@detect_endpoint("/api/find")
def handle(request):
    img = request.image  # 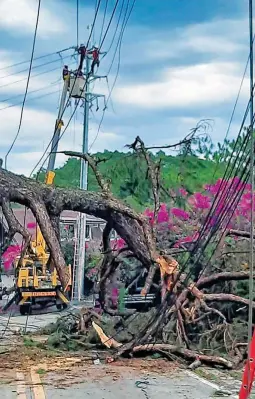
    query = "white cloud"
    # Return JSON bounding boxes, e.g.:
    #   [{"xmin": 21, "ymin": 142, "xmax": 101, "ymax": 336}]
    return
[
  {"xmin": 0, "ymin": 102, "xmax": 125, "ymax": 176},
  {"xmin": 127, "ymin": 18, "xmax": 247, "ymax": 66},
  {"xmin": 0, "ymin": 7, "xmax": 251, "ymax": 177},
  {"xmin": 0, "ymin": 0, "xmax": 65, "ymax": 37},
  {"xmin": 113, "ymin": 61, "xmax": 249, "ymax": 109}
]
